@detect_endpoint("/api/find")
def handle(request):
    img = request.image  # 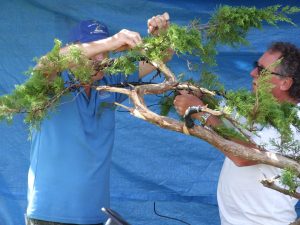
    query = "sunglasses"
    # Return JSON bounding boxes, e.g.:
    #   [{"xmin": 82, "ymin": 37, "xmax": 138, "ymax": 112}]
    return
[{"xmin": 253, "ymin": 61, "xmax": 284, "ymax": 77}]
